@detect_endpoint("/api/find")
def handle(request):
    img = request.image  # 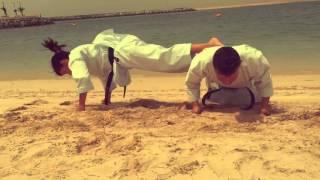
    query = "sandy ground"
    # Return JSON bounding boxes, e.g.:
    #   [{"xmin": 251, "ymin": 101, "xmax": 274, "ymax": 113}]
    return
[{"xmin": 0, "ymin": 74, "xmax": 319, "ymax": 180}]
